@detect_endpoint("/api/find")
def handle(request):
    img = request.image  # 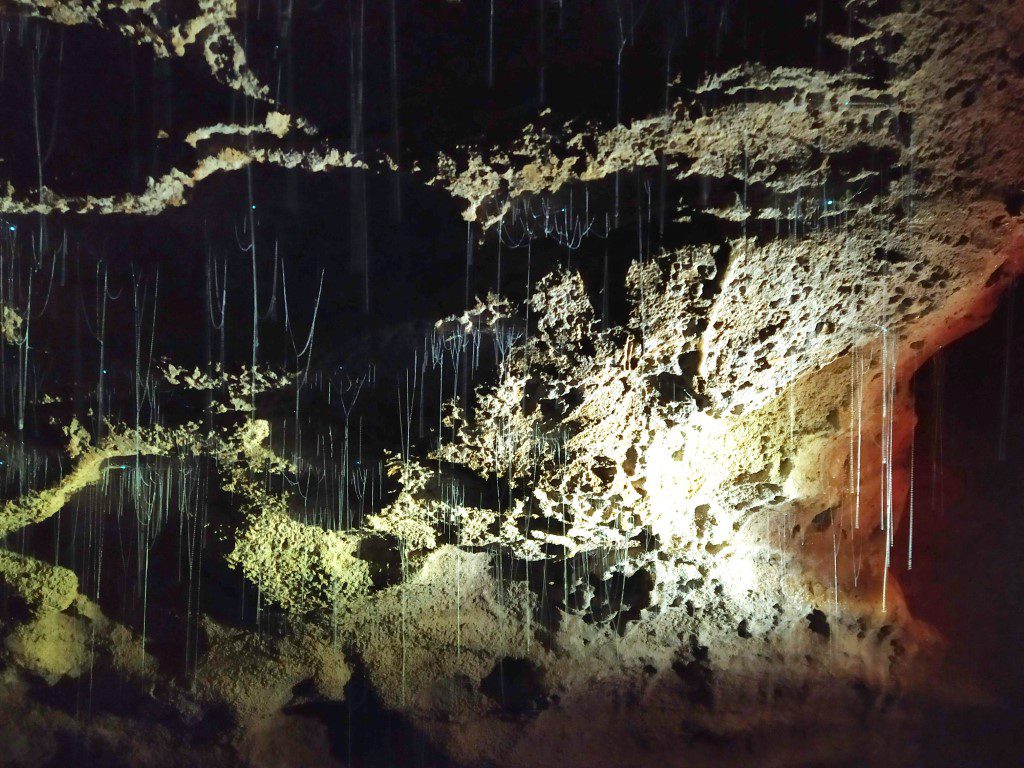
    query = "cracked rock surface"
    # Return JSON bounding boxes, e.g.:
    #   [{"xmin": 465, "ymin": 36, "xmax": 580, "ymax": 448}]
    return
[{"xmin": 0, "ymin": 1, "xmax": 1022, "ymax": 766}]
